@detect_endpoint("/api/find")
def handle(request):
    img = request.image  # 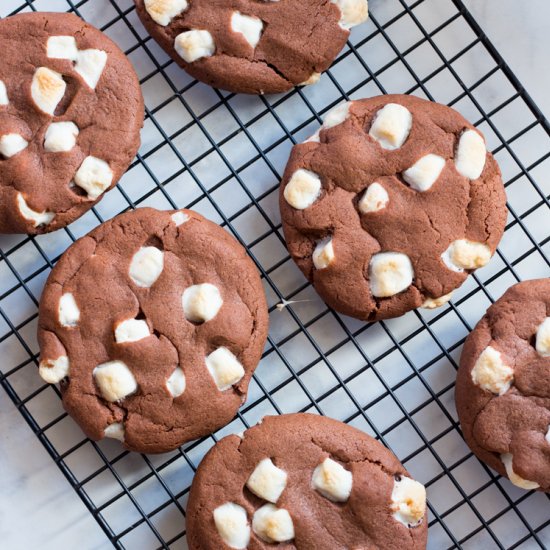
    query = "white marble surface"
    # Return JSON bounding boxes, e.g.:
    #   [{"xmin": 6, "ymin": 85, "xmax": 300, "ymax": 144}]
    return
[{"xmin": 1, "ymin": 1, "xmax": 549, "ymax": 549}]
